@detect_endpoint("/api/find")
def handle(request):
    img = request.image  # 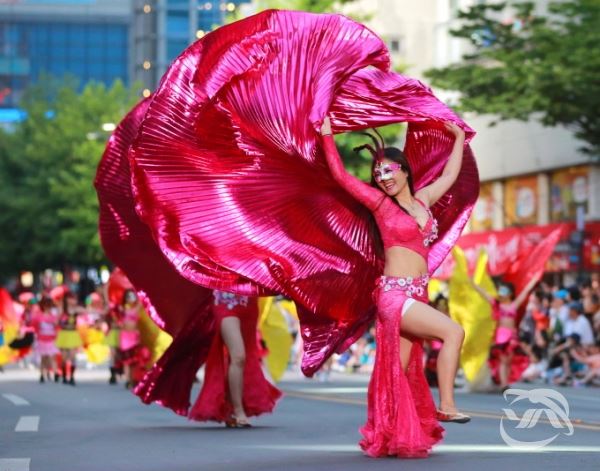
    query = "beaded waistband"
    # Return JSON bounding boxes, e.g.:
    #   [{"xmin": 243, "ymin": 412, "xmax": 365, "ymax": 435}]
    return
[
  {"xmin": 213, "ymin": 290, "xmax": 249, "ymax": 310},
  {"xmin": 375, "ymin": 274, "xmax": 430, "ymax": 297}
]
